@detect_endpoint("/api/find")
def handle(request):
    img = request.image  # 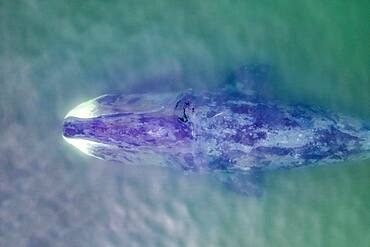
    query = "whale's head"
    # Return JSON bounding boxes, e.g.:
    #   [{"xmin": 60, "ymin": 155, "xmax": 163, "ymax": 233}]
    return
[{"xmin": 62, "ymin": 92, "xmax": 196, "ymax": 165}]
